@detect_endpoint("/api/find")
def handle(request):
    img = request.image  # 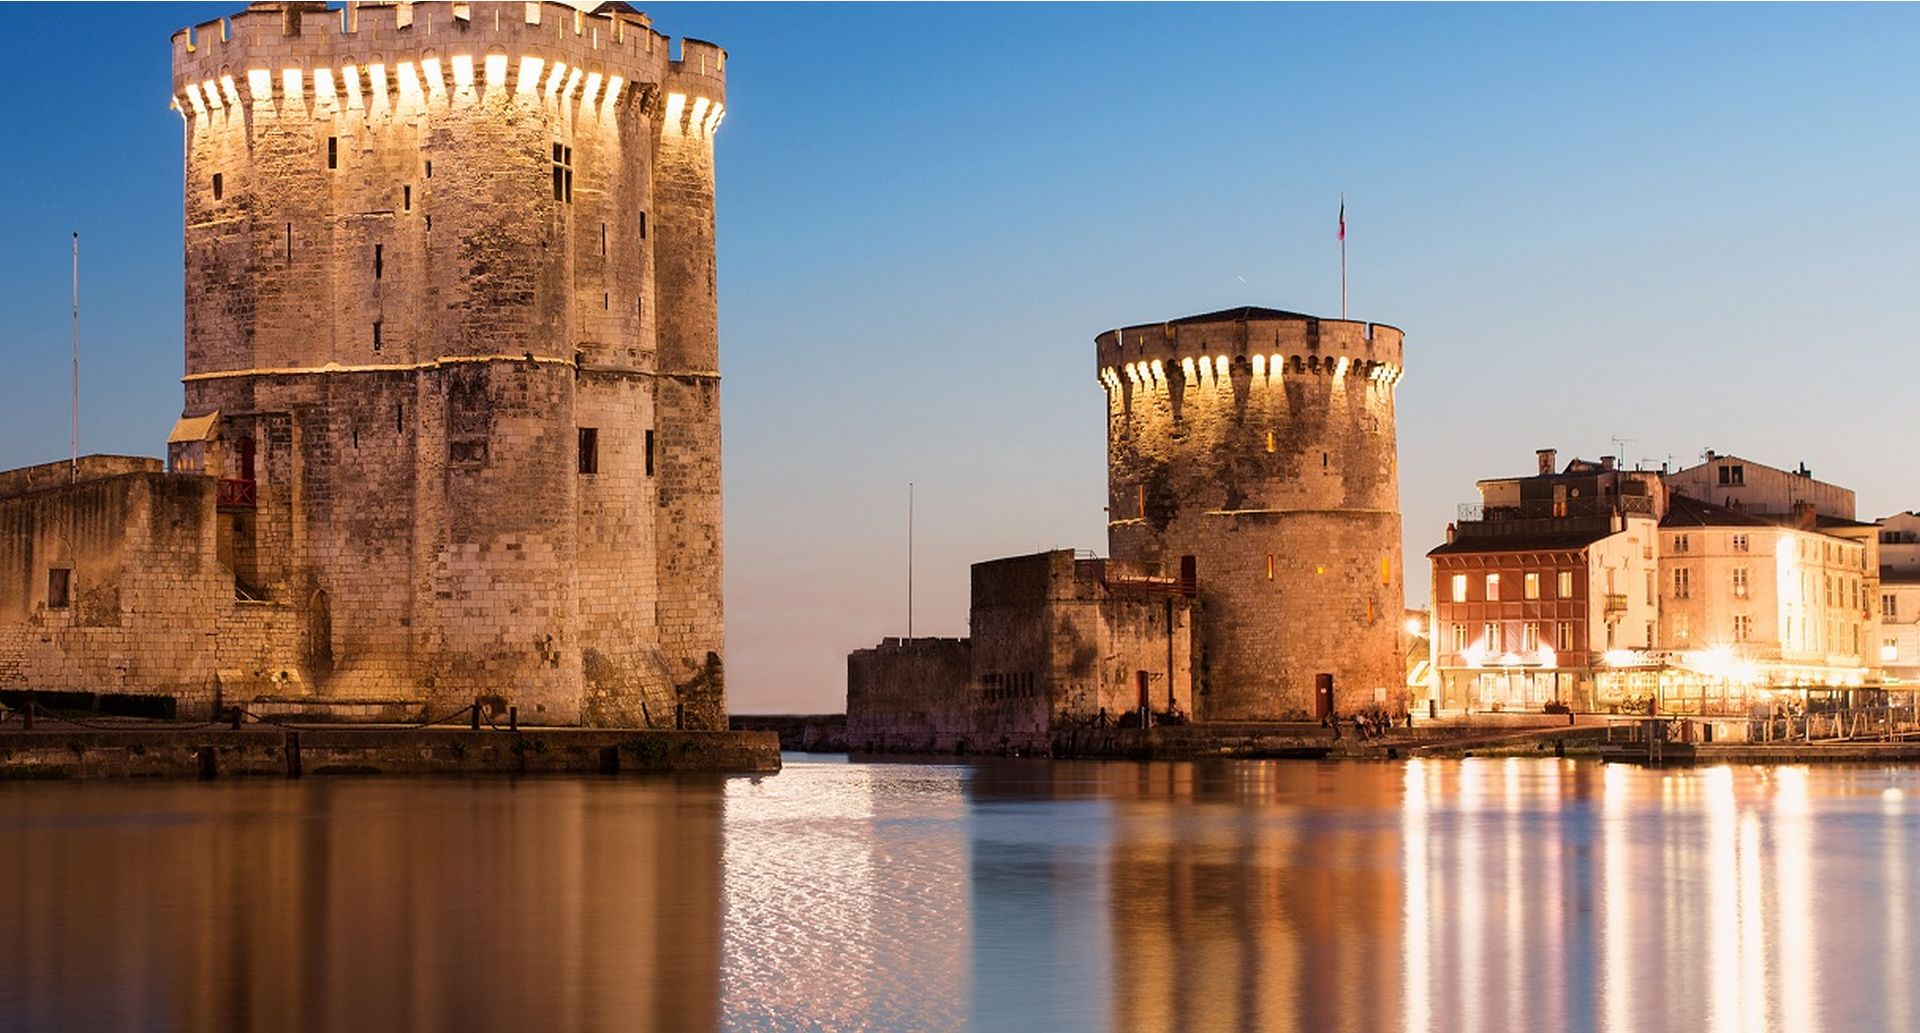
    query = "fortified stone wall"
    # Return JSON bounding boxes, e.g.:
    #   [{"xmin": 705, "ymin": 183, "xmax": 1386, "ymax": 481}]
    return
[
  {"xmin": 0, "ymin": 471, "xmax": 302, "ymax": 716},
  {"xmin": 1097, "ymin": 308, "xmax": 1406, "ymax": 720},
  {"xmin": 159, "ymin": 1, "xmax": 728, "ymax": 726},
  {"xmin": 845, "ymin": 637, "xmax": 973, "ymax": 754},
  {"xmin": 844, "ymin": 551, "xmax": 1196, "ymax": 755}
]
